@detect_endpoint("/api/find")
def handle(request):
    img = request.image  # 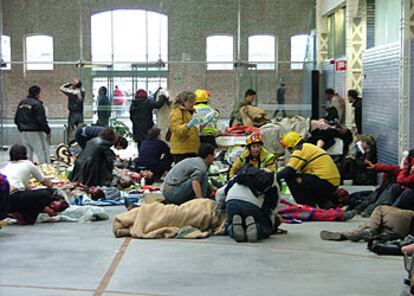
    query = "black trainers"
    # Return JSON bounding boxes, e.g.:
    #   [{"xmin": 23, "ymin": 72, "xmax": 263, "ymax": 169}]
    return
[
  {"xmin": 320, "ymin": 230, "xmax": 347, "ymax": 241},
  {"xmin": 245, "ymin": 216, "xmax": 258, "ymax": 242},
  {"xmin": 232, "ymin": 215, "xmax": 246, "ymax": 242}
]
